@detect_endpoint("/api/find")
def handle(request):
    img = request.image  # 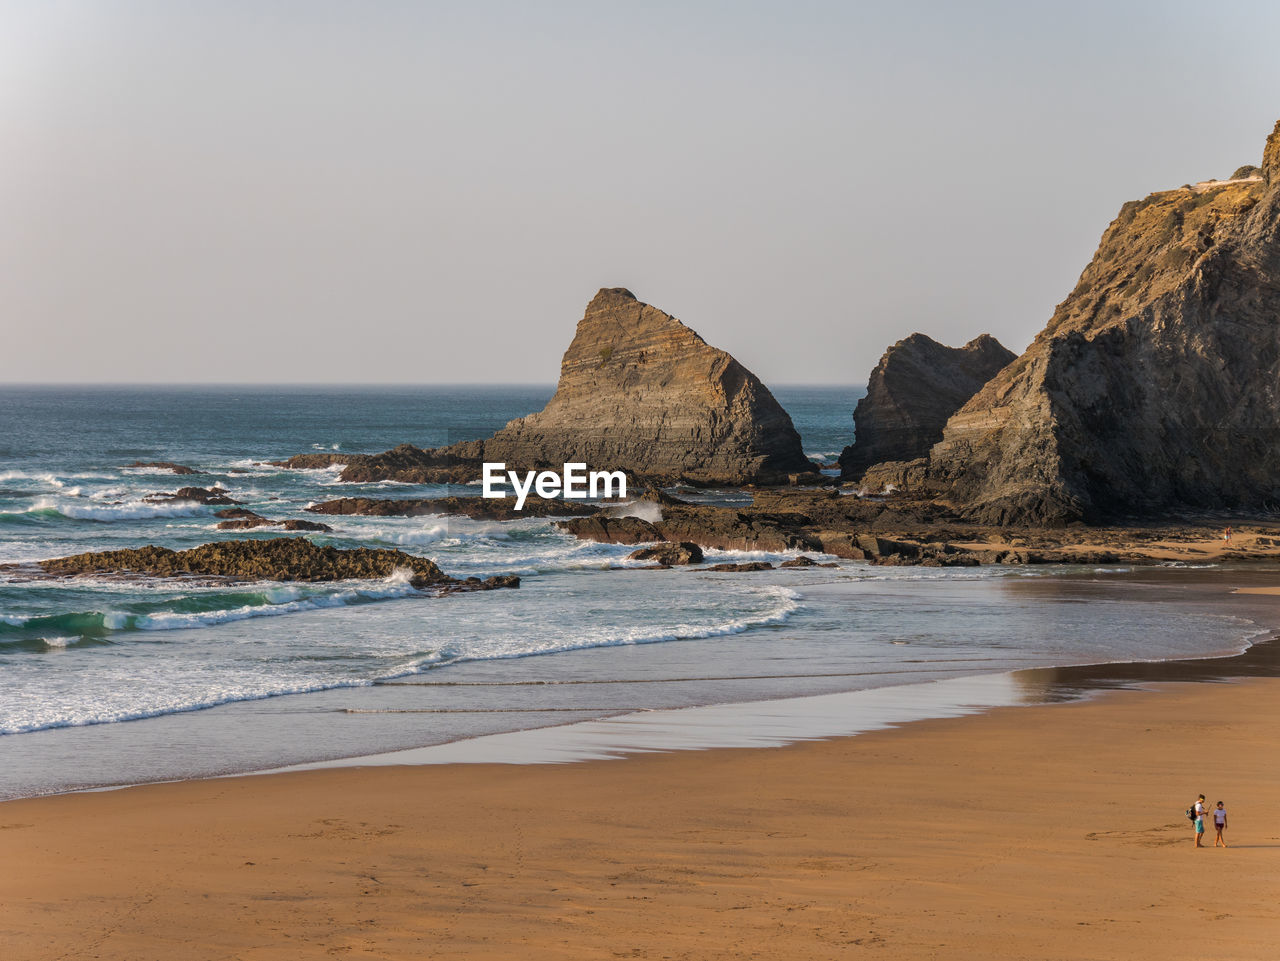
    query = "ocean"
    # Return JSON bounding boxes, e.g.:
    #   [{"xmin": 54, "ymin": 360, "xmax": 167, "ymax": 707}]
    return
[{"xmin": 0, "ymin": 385, "xmax": 1274, "ymax": 799}]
